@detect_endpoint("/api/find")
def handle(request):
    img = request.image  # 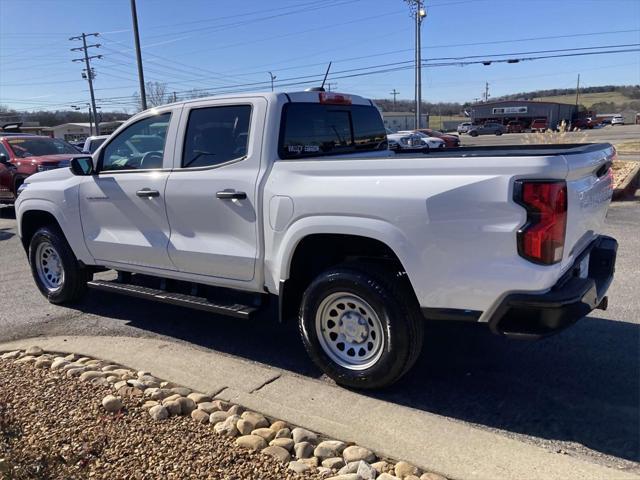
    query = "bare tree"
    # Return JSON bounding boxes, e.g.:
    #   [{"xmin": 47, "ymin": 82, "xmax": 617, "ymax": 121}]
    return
[{"xmin": 133, "ymin": 81, "xmax": 169, "ymax": 110}]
